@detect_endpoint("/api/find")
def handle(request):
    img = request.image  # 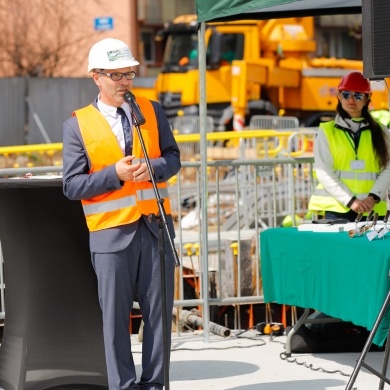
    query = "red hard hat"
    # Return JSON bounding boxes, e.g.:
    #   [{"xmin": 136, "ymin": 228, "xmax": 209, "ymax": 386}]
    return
[{"xmin": 338, "ymin": 71, "xmax": 371, "ymax": 93}]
